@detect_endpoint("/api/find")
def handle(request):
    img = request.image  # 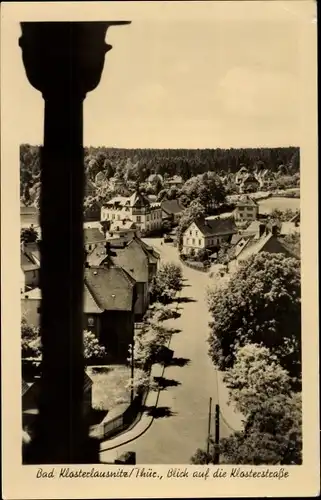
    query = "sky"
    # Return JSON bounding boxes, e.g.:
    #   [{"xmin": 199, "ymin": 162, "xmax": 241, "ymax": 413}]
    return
[{"xmin": 3, "ymin": 1, "xmax": 308, "ymax": 149}]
